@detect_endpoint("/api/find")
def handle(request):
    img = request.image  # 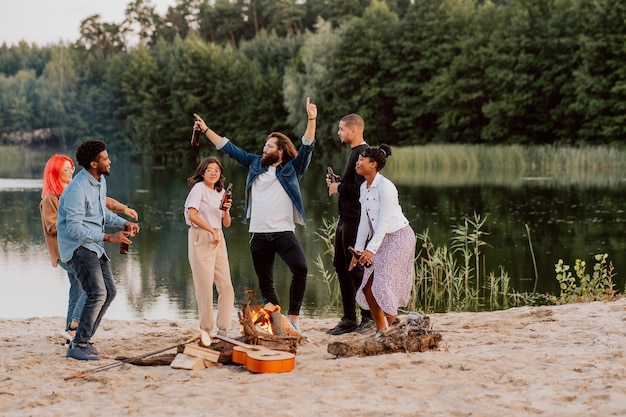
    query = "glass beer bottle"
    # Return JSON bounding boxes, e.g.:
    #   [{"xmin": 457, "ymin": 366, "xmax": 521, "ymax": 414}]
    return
[
  {"xmin": 191, "ymin": 126, "xmax": 201, "ymax": 147},
  {"xmin": 327, "ymin": 166, "xmax": 340, "ymax": 183},
  {"xmin": 120, "ymin": 224, "xmax": 131, "ymax": 254},
  {"xmin": 219, "ymin": 183, "xmax": 233, "ymax": 211}
]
